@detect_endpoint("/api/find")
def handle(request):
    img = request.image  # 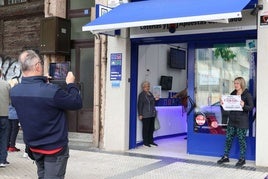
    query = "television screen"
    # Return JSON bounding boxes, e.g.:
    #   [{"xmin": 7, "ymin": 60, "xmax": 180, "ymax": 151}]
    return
[
  {"xmin": 160, "ymin": 76, "xmax": 173, "ymax": 90},
  {"xmin": 169, "ymin": 48, "xmax": 186, "ymax": 69},
  {"xmin": 49, "ymin": 62, "xmax": 70, "ymax": 80}
]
